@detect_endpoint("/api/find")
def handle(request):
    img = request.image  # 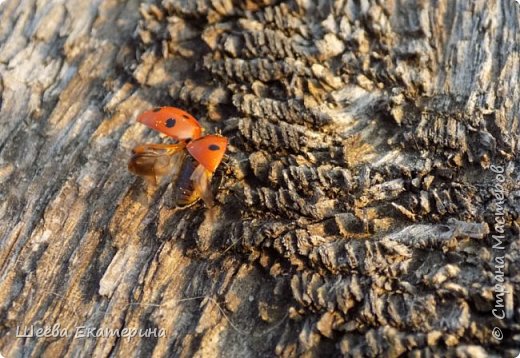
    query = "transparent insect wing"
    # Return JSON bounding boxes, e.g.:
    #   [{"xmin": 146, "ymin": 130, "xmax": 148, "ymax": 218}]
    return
[
  {"xmin": 190, "ymin": 164, "xmax": 214, "ymax": 207},
  {"xmin": 186, "ymin": 135, "xmax": 228, "ymax": 173},
  {"xmin": 137, "ymin": 107, "xmax": 202, "ymax": 141},
  {"xmin": 128, "ymin": 143, "xmax": 185, "ymax": 183}
]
